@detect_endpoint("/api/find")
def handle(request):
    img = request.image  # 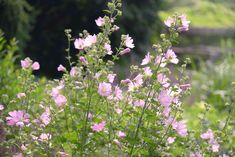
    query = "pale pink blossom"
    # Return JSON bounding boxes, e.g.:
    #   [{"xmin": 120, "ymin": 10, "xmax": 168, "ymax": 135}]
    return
[
  {"xmin": 157, "ymin": 73, "xmax": 170, "ymax": 88},
  {"xmin": 165, "ymin": 49, "xmax": 178, "ymax": 64},
  {"xmin": 172, "ymin": 120, "xmax": 188, "ymax": 137},
  {"xmin": 70, "ymin": 67, "xmax": 78, "ymax": 77},
  {"xmin": 91, "ymin": 121, "xmax": 106, "ymax": 132},
  {"xmin": 167, "ymin": 137, "xmax": 175, "ymax": 144},
  {"xmin": 95, "ymin": 17, "xmax": 105, "ymax": 27},
  {"xmin": 39, "ymin": 133, "xmax": 51, "ymax": 142},
  {"xmin": 219, "ymin": 154, "xmax": 229, "ymax": 157},
  {"xmin": 0, "ymin": 104, "xmax": 4, "ymax": 111},
  {"xmin": 21, "ymin": 144, "xmax": 27, "ymax": 151},
  {"xmin": 155, "ymin": 55, "xmax": 166, "ymax": 67},
  {"xmin": 54, "ymin": 94, "xmax": 67, "ymax": 107},
  {"xmin": 17, "ymin": 93, "xmax": 26, "ymax": 99},
  {"xmin": 141, "ymin": 52, "xmax": 151, "ymax": 65},
  {"xmin": 13, "ymin": 153, "xmax": 23, "ymax": 157},
  {"xmin": 115, "ymin": 108, "xmax": 122, "ymax": 114},
  {"xmin": 83, "ymin": 34, "xmax": 97, "ymax": 48},
  {"xmin": 104, "ymin": 43, "xmax": 113, "ymax": 55},
  {"xmin": 134, "ymin": 99, "xmax": 145, "ymax": 108},
  {"xmin": 190, "ymin": 151, "xmax": 203, "ymax": 157},
  {"xmin": 178, "ymin": 14, "xmax": 190, "ymax": 32},
  {"xmin": 57, "ymin": 64, "xmax": 66, "ymax": 72},
  {"xmin": 79, "ymin": 56, "xmax": 88, "ymax": 64},
  {"xmin": 117, "ymin": 131, "xmax": 126, "ymax": 138},
  {"xmin": 98, "ymin": 82, "xmax": 112, "ymax": 97},
  {"xmin": 74, "ymin": 38, "xmax": 84, "ymax": 50},
  {"xmin": 59, "ymin": 152, "xmax": 69, "ymax": 156},
  {"xmin": 40, "ymin": 109, "xmax": 51, "ymax": 126},
  {"xmin": 120, "ymin": 48, "xmax": 131, "ymax": 55},
  {"xmin": 21, "ymin": 57, "xmax": 32, "ymax": 69},
  {"xmin": 143, "ymin": 67, "xmax": 153, "ymax": 77},
  {"xmin": 124, "ymin": 34, "xmax": 135, "ymax": 48},
  {"xmin": 163, "ymin": 106, "xmax": 171, "ymax": 117},
  {"xmin": 113, "ymin": 25, "xmax": 120, "ymax": 31},
  {"xmin": 200, "ymin": 129, "xmax": 214, "ymax": 140},
  {"xmin": 114, "ymin": 86, "xmax": 123, "ymax": 100},
  {"xmin": 113, "ymin": 139, "xmax": 122, "ymax": 149},
  {"xmin": 6, "ymin": 110, "xmax": 30, "ymax": 127},
  {"xmin": 133, "ymin": 74, "xmax": 143, "ymax": 87},
  {"xmin": 158, "ymin": 90, "xmax": 172, "ymax": 107},
  {"xmin": 211, "ymin": 140, "xmax": 219, "ymax": 152},
  {"xmin": 107, "ymin": 74, "xmax": 116, "ymax": 83},
  {"xmin": 31, "ymin": 62, "xmax": 40, "ymax": 70},
  {"xmin": 164, "ymin": 17, "xmax": 175, "ymax": 27}
]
